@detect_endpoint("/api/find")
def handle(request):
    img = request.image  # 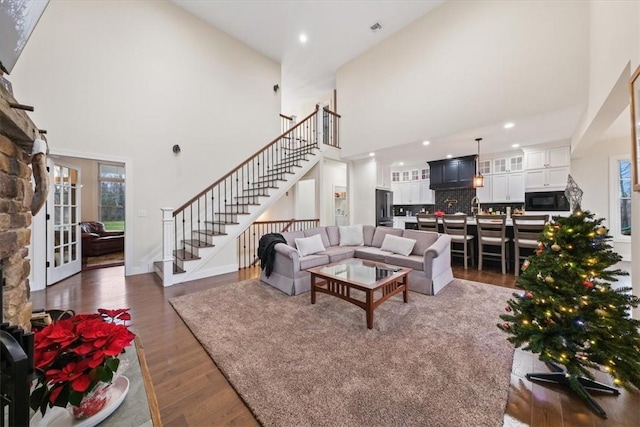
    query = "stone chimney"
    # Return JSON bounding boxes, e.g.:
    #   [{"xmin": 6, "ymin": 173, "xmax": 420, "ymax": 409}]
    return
[{"xmin": 1, "ymin": 83, "xmax": 38, "ymax": 330}]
